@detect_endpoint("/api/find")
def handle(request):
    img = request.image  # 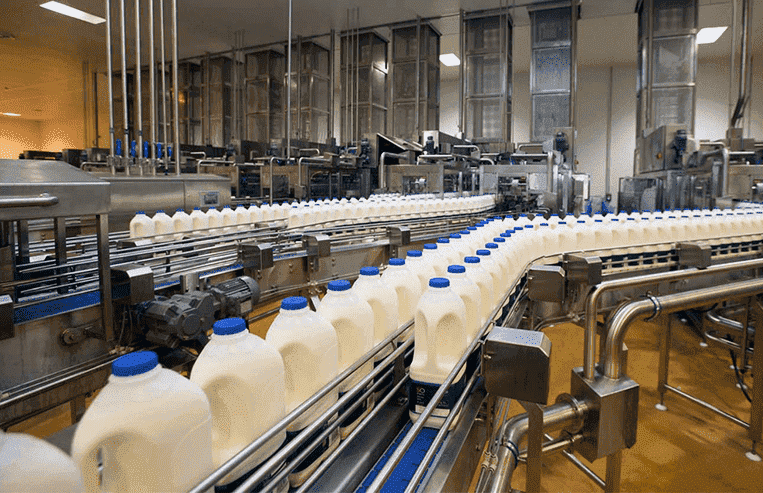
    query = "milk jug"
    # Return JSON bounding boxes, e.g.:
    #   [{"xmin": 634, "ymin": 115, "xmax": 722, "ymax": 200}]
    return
[
  {"xmin": 409, "ymin": 278, "xmax": 468, "ymax": 429},
  {"xmin": 152, "ymin": 210, "xmax": 174, "ymax": 242},
  {"xmin": 190, "ymin": 318, "xmax": 286, "ymax": 490},
  {"xmin": 446, "ymin": 265, "xmax": 482, "ymax": 343},
  {"xmin": 190, "ymin": 207, "xmax": 210, "ymax": 232},
  {"xmin": 129, "ymin": 211, "xmax": 154, "ymax": 240},
  {"xmin": 352, "ymin": 267, "xmax": 399, "ymax": 362},
  {"xmin": 172, "ymin": 208, "xmax": 193, "ymax": 240},
  {"xmin": 317, "ymin": 280, "xmax": 375, "ymax": 437},
  {"xmin": 0, "ymin": 430, "xmax": 84, "ymax": 493},
  {"xmin": 220, "ymin": 205, "xmax": 238, "ymax": 234},
  {"xmin": 234, "ymin": 205, "xmax": 250, "ymax": 231},
  {"xmin": 71, "ymin": 351, "xmax": 214, "ymax": 493},
  {"xmin": 476, "ymin": 249, "xmax": 503, "ymax": 297},
  {"xmin": 265, "ymin": 297, "xmax": 340, "ymax": 487},
  {"xmin": 423, "ymin": 243, "xmax": 449, "ymax": 277},
  {"xmin": 436, "ymin": 237, "xmax": 461, "ymax": 266},
  {"xmin": 380, "ymin": 258, "xmax": 422, "ymax": 342},
  {"xmin": 484, "ymin": 243, "xmax": 508, "ymax": 291},
  {"xmin": 206, "ymin": 207, "xmax": 224, "ymax": 233},
  {"xmin": 464, "ymin": 256, "xmax": 494, "ymax": 325},
  {"xmin": 406, "ymin": 250, "xmax": 437, "ymax": 293}
]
